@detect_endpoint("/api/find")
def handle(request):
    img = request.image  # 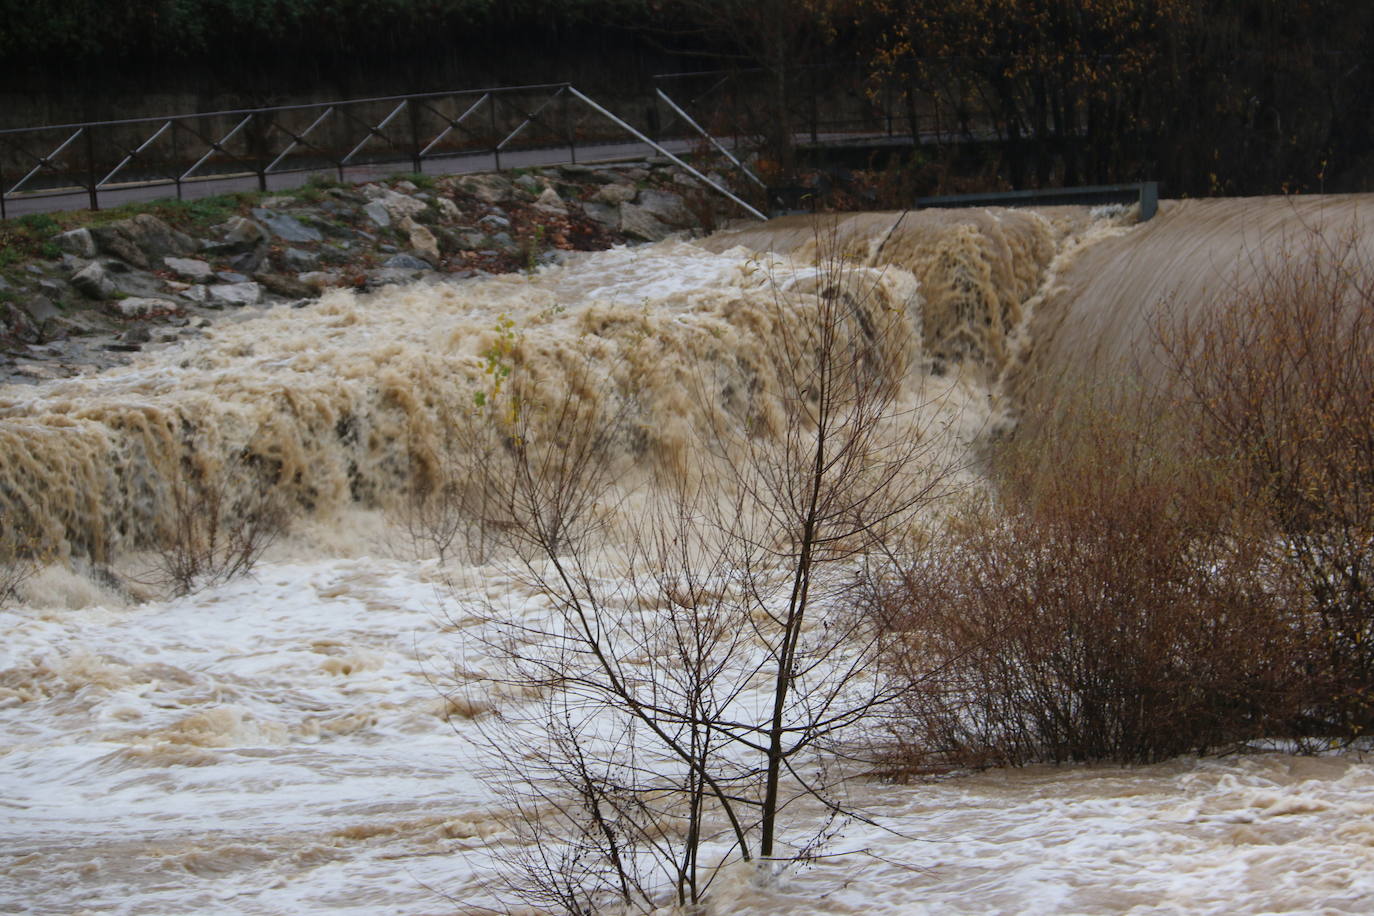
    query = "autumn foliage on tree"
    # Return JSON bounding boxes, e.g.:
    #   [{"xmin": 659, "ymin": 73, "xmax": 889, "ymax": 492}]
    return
[{"xmin": 855, "ymin": 0, "xmax": 1374, "ymax": 195}]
